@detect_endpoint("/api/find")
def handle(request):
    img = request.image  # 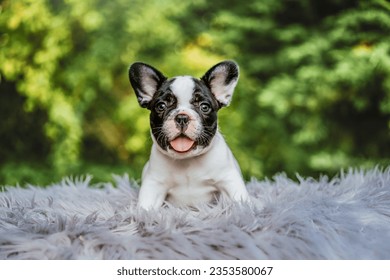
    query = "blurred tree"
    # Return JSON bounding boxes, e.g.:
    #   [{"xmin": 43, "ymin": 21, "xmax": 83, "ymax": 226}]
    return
[
  {"xmin": 0, "ymin": 0, "xmax": 220, "ymax": 183},
  {"xmin": 0, "ymin": 0, "xmax": 389, "ymax": 185},
  {"xmin": 174, "ymin": 0, "xmax": 390, "ymax": 177}
]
